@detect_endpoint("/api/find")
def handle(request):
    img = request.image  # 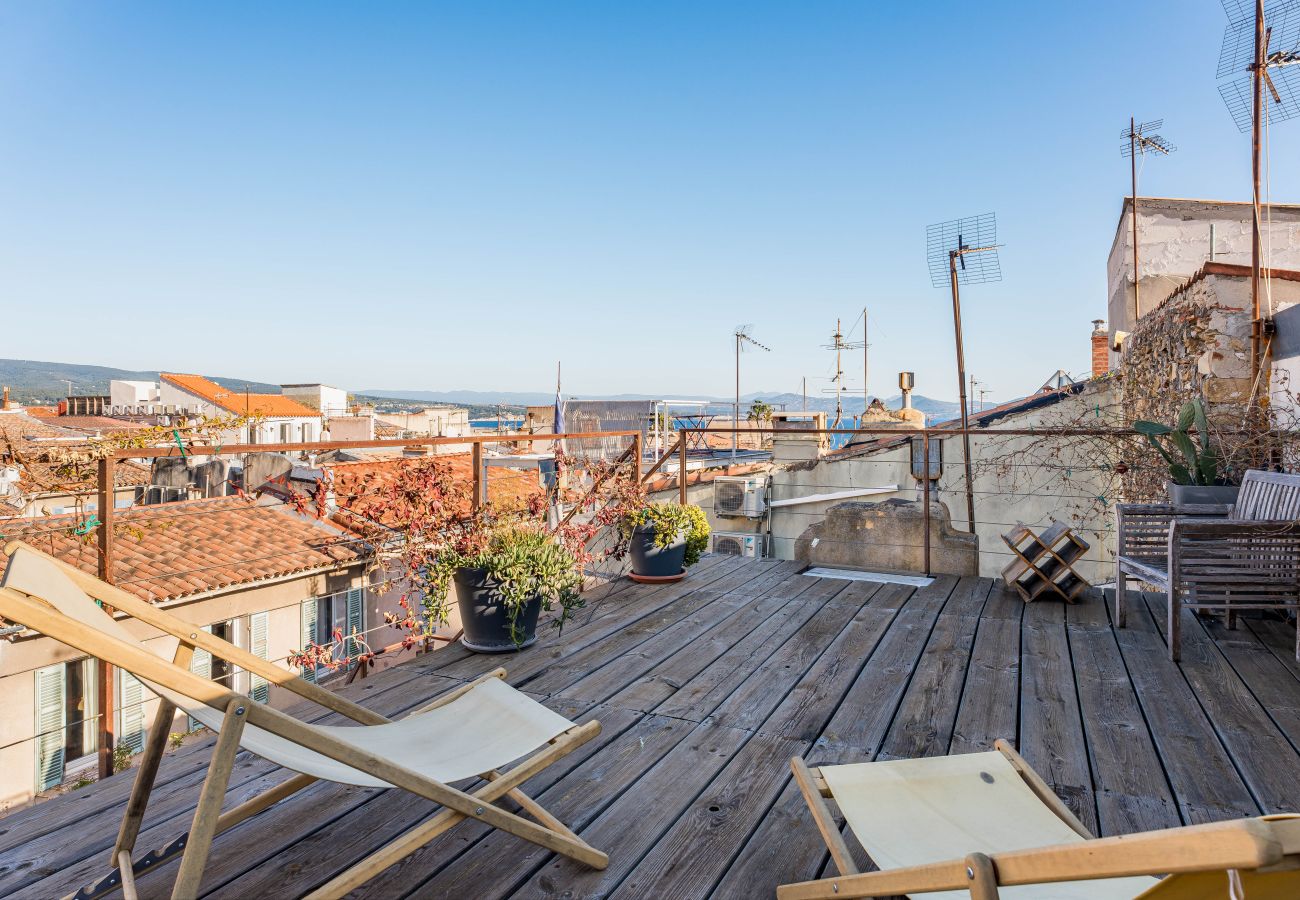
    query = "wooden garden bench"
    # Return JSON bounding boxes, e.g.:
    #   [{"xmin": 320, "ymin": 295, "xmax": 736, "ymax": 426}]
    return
[{"xmin": 1116, "ymin": 469, "xmax": 1300, "ymax": 661}]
